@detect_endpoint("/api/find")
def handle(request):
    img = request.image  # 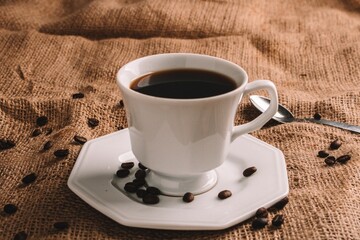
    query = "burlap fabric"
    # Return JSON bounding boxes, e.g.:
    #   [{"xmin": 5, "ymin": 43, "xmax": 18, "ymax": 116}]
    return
[{"xmin": 1, "ymin": 0, "xmax": 360, "ymax": 239}]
